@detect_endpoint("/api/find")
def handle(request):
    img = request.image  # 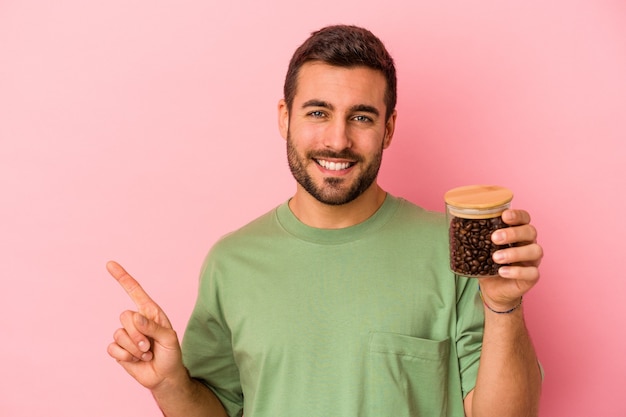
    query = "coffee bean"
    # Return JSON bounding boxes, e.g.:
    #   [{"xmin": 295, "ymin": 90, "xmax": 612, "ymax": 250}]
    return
[{"xmin": 449, "ymin": 216, "xmax": 509, "ymax": 277}]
